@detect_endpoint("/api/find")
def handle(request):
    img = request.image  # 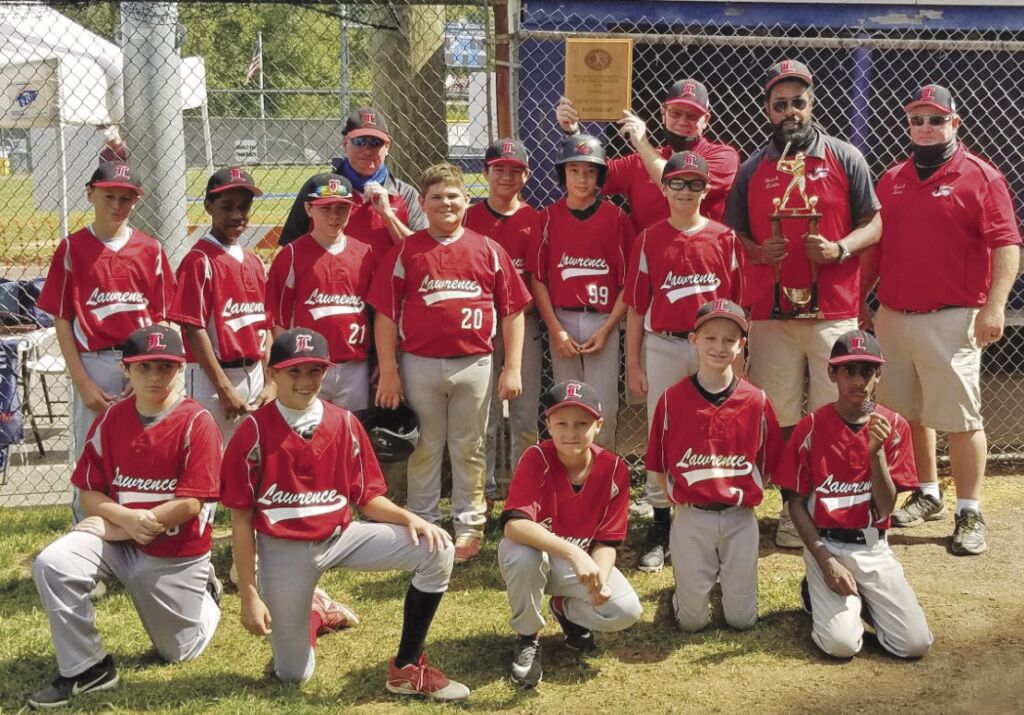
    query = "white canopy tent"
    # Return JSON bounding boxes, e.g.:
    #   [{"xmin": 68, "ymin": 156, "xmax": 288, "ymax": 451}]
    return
[{"xmin": 0, "ymin": 5, "xmax": 210, "ymax": 238}]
